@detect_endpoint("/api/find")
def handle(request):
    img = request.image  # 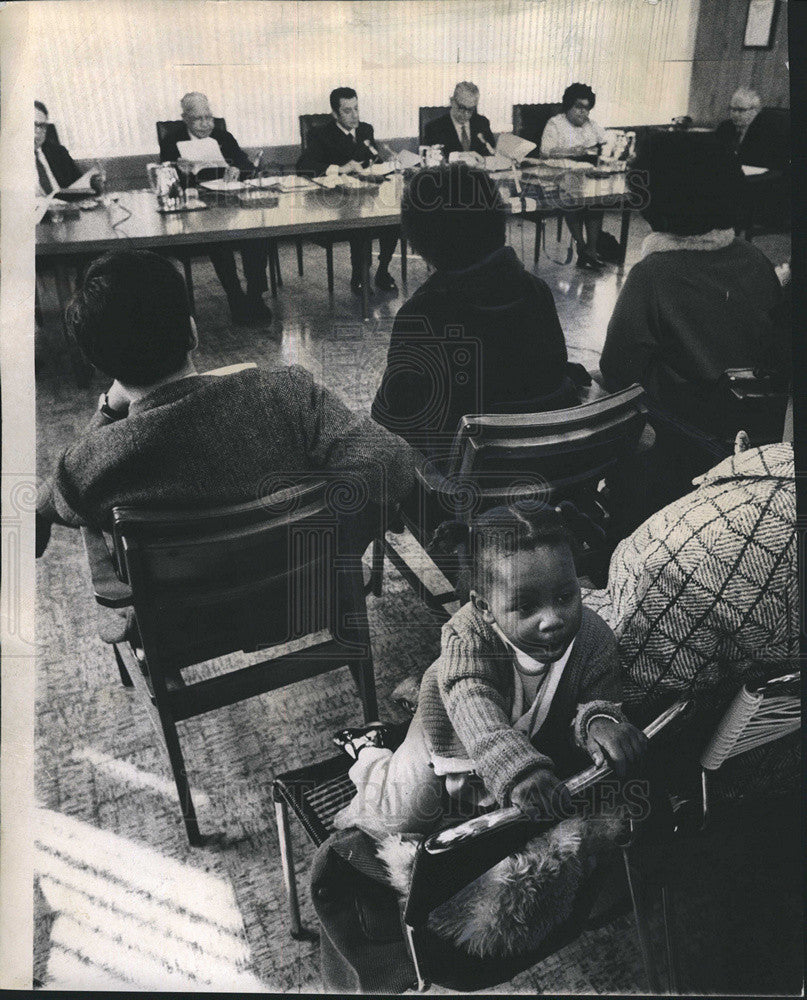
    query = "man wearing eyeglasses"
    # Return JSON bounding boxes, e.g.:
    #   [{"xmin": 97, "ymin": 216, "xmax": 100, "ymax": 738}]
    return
[
  {"xmin": 35, "ymin": 100, "xmax": 81, "ymax": 194},
  {"xmin": 715, "ymin": 88, "xmax": 788, "ymax": 172},
  {"xmin": 422, "ymin": 82, "xmax": 495, "ymax": 162},
  {"xmin": 715, "ymin": 87, "xmax": 789, "ymax": 231}
]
